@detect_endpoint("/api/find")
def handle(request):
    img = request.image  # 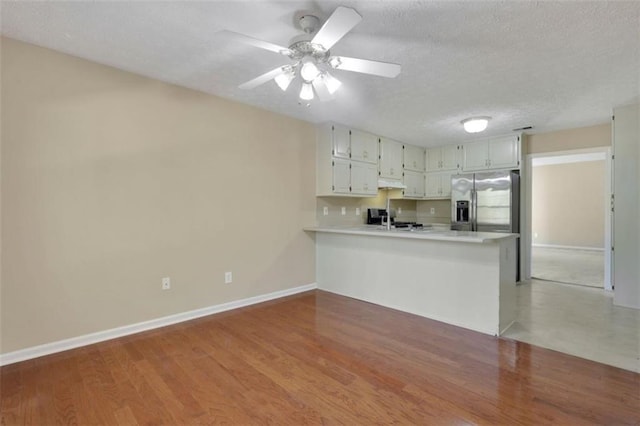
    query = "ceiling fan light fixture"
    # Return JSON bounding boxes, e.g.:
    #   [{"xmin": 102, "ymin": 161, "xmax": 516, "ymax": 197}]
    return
[
  {"xmin": 300, "ymin": 59, "xmax": 320, "ymax": 82},
  {"xmin": 462, "ymin": 116, "xmax": 491, "ymax": 133},
  {"xmin": 299, "ymin": 82, "xmax": 314, "ymax": 100},
  {"xmin": 328, "ymin": 56, "xmax": 342, "ymax": 69},
  {"xmin": 322, "ymin": 72, "xmax": 342, "ymax": 94},
  {"xmin": 274, "ymin": 68, "xmax": 295, "ymax": 91}
]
